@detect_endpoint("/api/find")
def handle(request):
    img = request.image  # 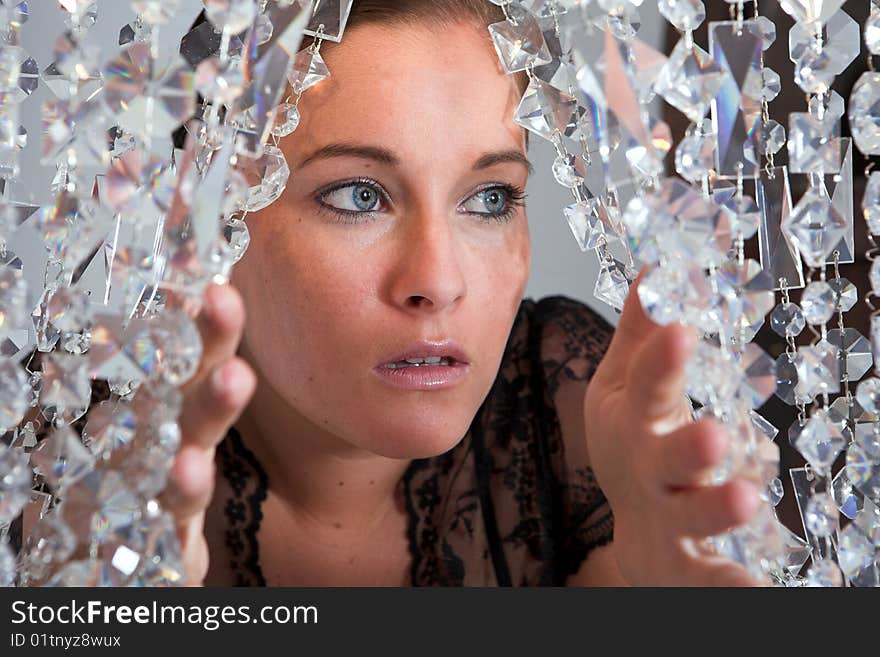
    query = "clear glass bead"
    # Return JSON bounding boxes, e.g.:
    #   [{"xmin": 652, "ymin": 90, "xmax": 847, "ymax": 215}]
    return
[{"xmin": 770, "ymin": 302, "xmax": 805, "ymax": 338}]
